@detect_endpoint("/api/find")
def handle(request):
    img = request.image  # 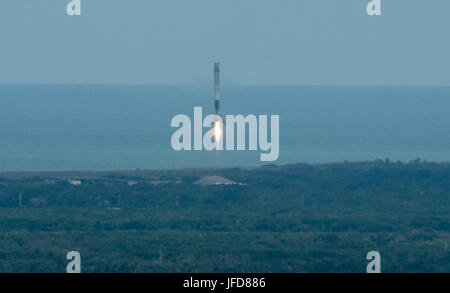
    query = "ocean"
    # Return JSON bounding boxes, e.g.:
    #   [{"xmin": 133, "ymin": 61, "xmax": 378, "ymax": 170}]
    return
[{"xmin": 0, "ymin": 85, "xmax": 449, "ymax": 171}]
